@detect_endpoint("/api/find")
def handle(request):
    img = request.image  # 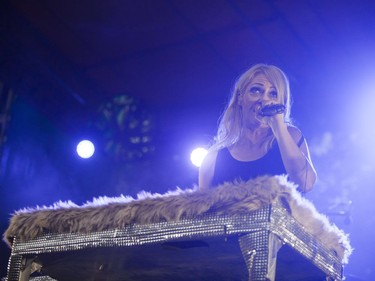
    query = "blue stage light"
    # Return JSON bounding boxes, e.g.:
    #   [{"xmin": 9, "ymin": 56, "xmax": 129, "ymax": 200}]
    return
[
  {"xmin": 190, "ymin": 147, "xmax": 208, "ymax": 167},
  {"xmin": 76, "ymin": 140, "xmax": 95, "ymax": 159}
]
